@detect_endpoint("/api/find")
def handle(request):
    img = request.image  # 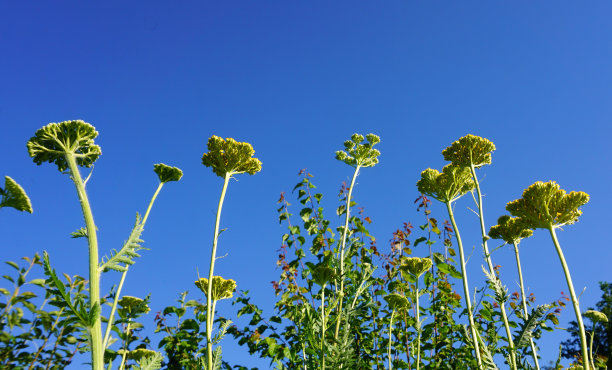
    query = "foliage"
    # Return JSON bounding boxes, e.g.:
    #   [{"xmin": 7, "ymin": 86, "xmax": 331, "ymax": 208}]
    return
[{"xmin": 0, "ymin": 176, "xmax": 33, "ymax": 213}]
